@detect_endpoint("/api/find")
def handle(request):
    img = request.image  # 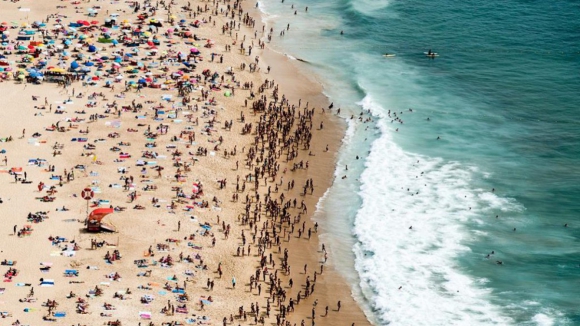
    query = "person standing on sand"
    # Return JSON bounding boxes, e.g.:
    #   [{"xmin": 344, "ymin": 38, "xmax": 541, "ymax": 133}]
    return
[{"xmin": 232, "ymin": 277, "xmax": 236, "ymax": 289}]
